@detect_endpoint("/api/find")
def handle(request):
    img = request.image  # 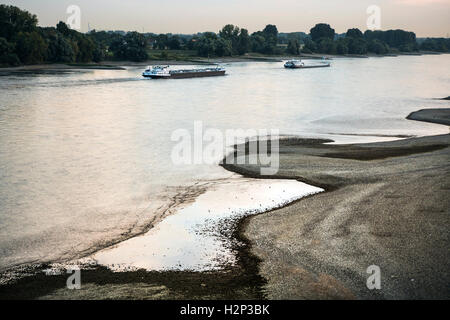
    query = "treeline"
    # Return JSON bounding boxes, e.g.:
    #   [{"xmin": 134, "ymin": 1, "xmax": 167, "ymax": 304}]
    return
[
  {"xmin": 298, "ymin": 24, "xmax": 419, "ymax": 55},
  {"xmin": 141, "ymin": 23, "xmax": 449, "ymax": 57},
  {"xmin": 1, "ymin": 5, "xmax": 450, "ymax": 67},
  {"xmin": 0, "ymin": 5, "xmax": 150, "ymax": 66},
  {"xmin": 0, "ymin": 5, "xmax": 104, "ymax": 66}
]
